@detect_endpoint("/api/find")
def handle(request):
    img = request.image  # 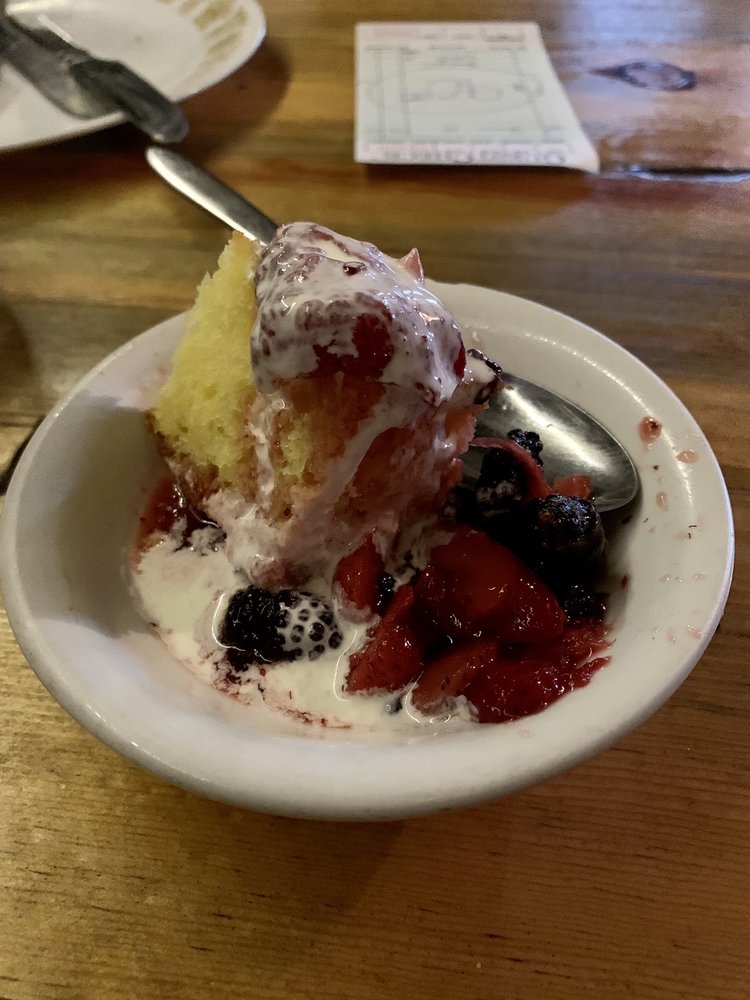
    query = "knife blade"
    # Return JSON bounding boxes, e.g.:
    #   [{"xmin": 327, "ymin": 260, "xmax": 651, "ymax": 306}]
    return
[
  {"xmin": 0, "ymin": 16, "xmax": 107, "ymax": 117},
  {"xmin": 146, "ymin": 146, "xmax": 279, "ymax": 244},
  {"xmin": 0, "ymin": 14, "xmax": 188, "ymax": 143}
]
